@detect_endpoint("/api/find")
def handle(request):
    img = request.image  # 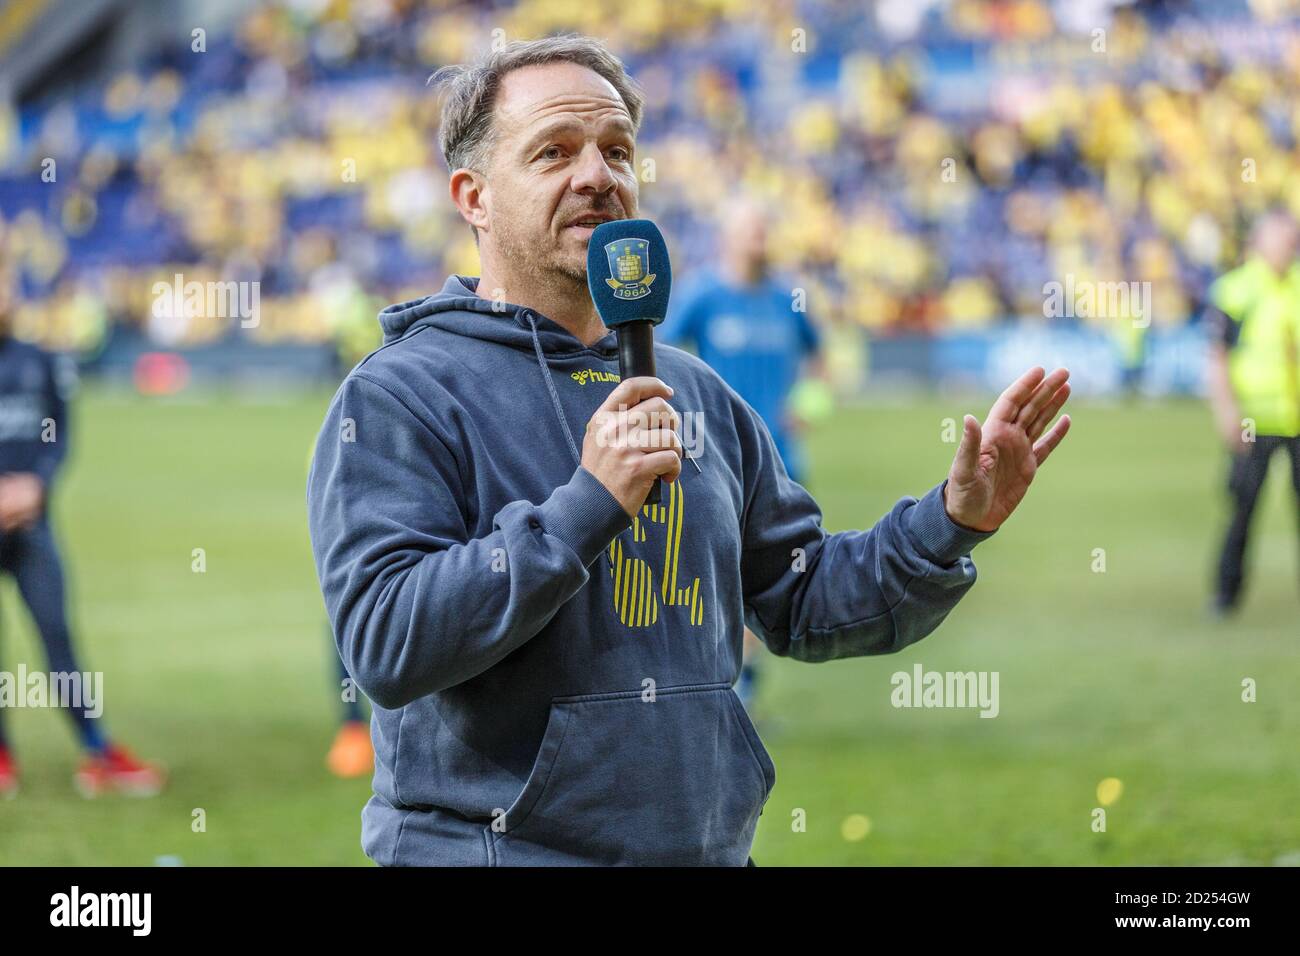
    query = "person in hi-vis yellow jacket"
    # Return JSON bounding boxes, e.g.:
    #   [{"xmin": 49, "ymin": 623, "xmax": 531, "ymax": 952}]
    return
[{"xmin": 1205, "ymin": 212, "xmax": 1300, "ymax": 614}]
